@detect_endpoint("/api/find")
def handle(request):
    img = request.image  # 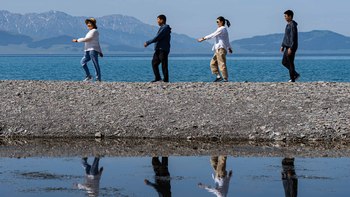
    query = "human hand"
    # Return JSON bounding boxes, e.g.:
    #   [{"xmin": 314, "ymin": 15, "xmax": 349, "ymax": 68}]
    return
[
  {"xmin": 72, "ymin": 39, "xmax": 78, "ymax": 43},
  {"xmin": 288, "ymin": 48, "xmax": 292, "ymax": 55},
  {"xmin": 144, "ymin": 179, "xmax": 150, "ymax": 185},
  {"xmin": 228, "ymin": 48, "xmax": 233, "ymax": 54},
  {"xmin": 197, "ymin": 38, "xmax": 205, "ymax": 42},
  {"xmin": 144, "ymin": 42, "xmax": 148, "ymax": 47},
  {"xmin": 99, "ymin": 52, "xmax": 104, "ymax": 57},
  {"xmin": 280, "ymin": 47, "xmax": 284, "ymax": 53}
]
